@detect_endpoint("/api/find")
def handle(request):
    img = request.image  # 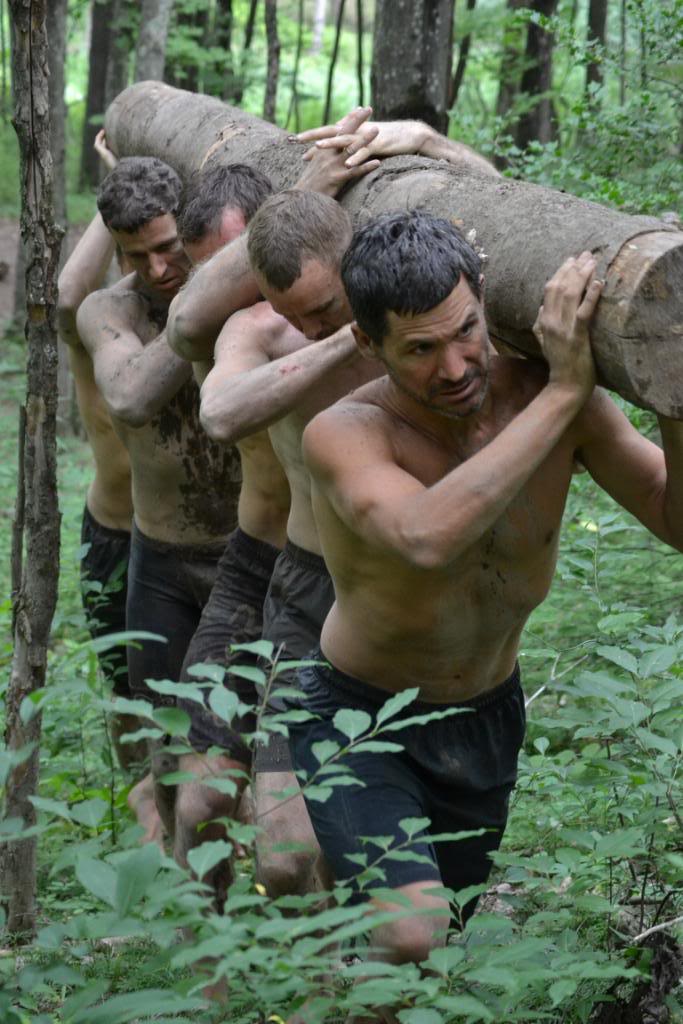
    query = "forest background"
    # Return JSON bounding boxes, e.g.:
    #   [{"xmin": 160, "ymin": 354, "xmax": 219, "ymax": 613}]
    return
[{"xmin": 0, "ymin": 0, "xmax": 682, "ymax": 1022}]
